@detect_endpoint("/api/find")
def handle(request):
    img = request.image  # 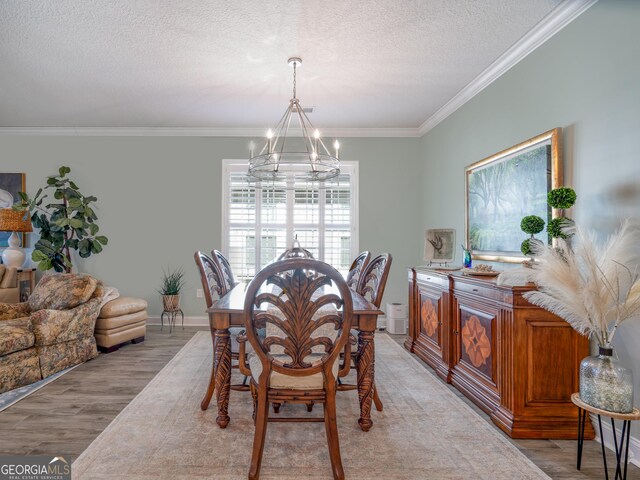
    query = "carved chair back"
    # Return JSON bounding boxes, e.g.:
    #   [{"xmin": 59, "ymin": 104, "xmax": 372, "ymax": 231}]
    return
[
  {"xmin": 212, "ymin": 249, "xmax": 237, "ymax": 293},
  {"xmin": 356, "ymin": 253, "xmax": 392, "ymax": 308},
  {"xmin": 243, "ymin": 259, "xmax": 353, "ymax": 383},
  {"xmin": 346, "ymin": 251, "xmax": 371, "ymax": 291},
  {"xmin": 194, "ymin": 251, "xmax": 227, "ymax": 308}
]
